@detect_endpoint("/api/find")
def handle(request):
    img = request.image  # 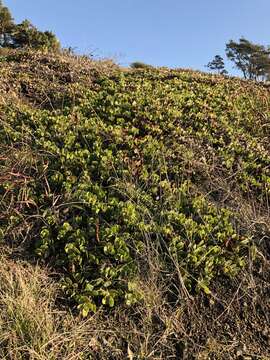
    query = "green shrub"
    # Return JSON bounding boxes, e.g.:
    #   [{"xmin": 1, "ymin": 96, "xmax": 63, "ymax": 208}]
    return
[
  {"xmin": 1, "ymin": 66, "xmax": 269, "ymax": 316},
  {"xmin": 130, "ymin": 61, "xmax": 154, "ymax": 69}
]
